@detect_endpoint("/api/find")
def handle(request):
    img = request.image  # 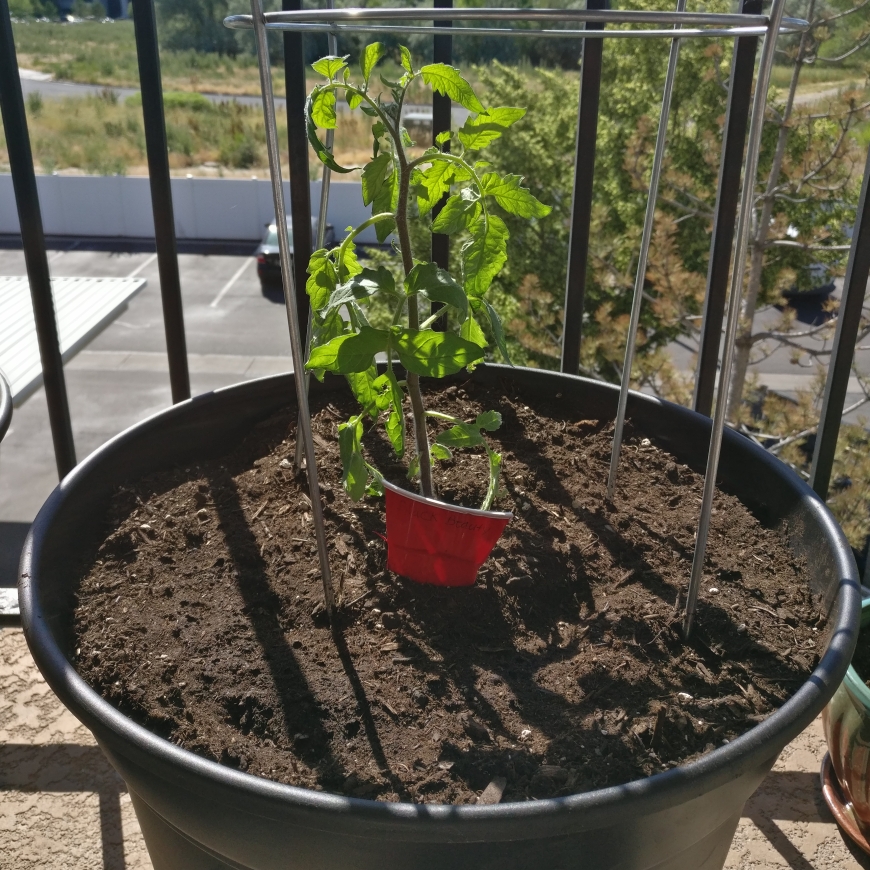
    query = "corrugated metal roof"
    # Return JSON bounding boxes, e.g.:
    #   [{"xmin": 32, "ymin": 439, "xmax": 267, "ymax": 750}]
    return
[{"xmin": 0, "ymin": 275, "xmax": 146, "ymax": 403}]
